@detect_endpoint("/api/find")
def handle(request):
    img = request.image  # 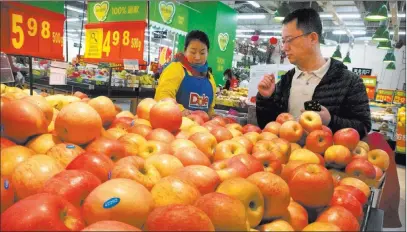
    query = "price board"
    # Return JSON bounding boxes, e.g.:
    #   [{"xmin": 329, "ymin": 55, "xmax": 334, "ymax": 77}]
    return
[
  {"xmin": 393, "ymin": 90, "xmax": 406, "ymax": 105},
  {"xmin": 352, "ymin": 68, "xmax": 372, "ymax": 76},
  {"xmin": 84, "ymin": 21, "xmax": 146, "ymax": 63},
  {"xmin": 0, "ymin": 2, "xmax": 64, "ymax": 60},
  {"xmin": 375, "ymin": 89, "xmax": 395, "ymax": 103},
  {"xmin": 361, "ymin": 76, "xmax": 377, "ymax": 100}
]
